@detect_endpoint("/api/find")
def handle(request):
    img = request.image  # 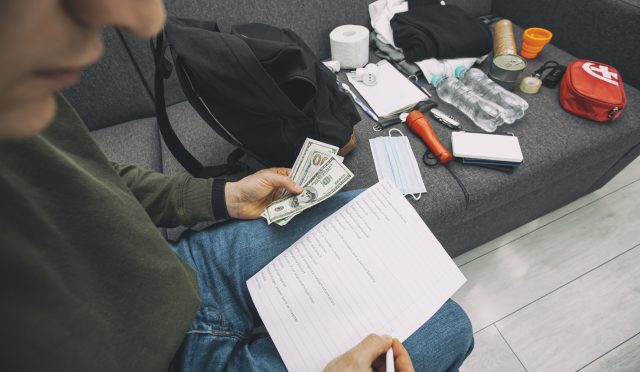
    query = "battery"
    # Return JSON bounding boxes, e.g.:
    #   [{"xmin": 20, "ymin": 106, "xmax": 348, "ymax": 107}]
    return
[{"xmin": 489, "ymin": 54, "xmax": 527, "ymax": 91}]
